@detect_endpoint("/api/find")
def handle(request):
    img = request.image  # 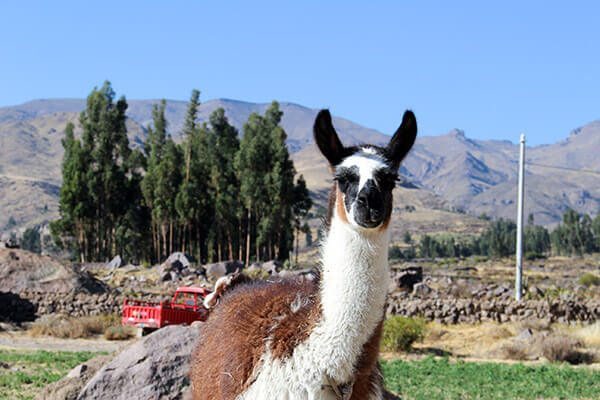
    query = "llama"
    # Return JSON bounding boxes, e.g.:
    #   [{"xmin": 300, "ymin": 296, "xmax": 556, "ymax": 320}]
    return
[{"xmin": 190, "ymin": 109, "xmax": 417, "ymax": 400}]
